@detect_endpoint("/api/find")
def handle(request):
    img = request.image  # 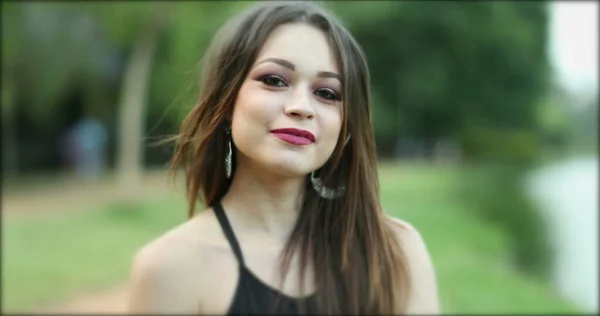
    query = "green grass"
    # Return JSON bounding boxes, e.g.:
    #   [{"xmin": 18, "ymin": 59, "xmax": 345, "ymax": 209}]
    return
[
  {"xmin": 2, "ymin": 163, "xmax": 579, "ymax": 313},
  {"xmin": 379, "ymin": 162, "xmax": 578, "ymax": 313},
  {"xmin": 2, "ymin": 195, "xmax": 188, "ymax": 312}
]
